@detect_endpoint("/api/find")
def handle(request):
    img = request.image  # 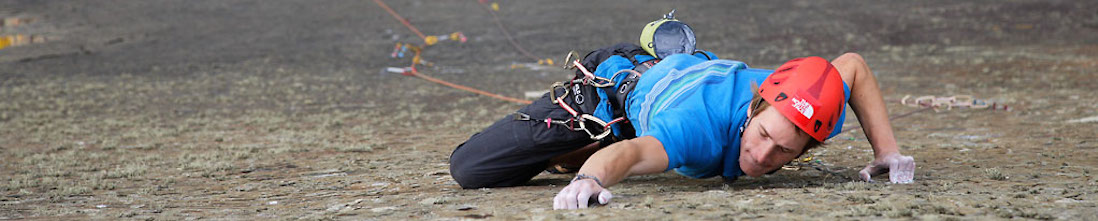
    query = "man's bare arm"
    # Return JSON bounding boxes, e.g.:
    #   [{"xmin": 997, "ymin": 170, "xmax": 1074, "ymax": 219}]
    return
[
  {"xmin": 831, "ymin": 52, "xmax": 915, "ymax": 183},
  {"xmin": 832, "ymin": 53, "xmax": 900, "ymax": 157},
  {"xmin": 553, "ymin": 136, "xmax": 668, "ymax": 209},
  {"xmin": 576, "ymin": 136, "xmax": 669, "ymax": 186}
]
